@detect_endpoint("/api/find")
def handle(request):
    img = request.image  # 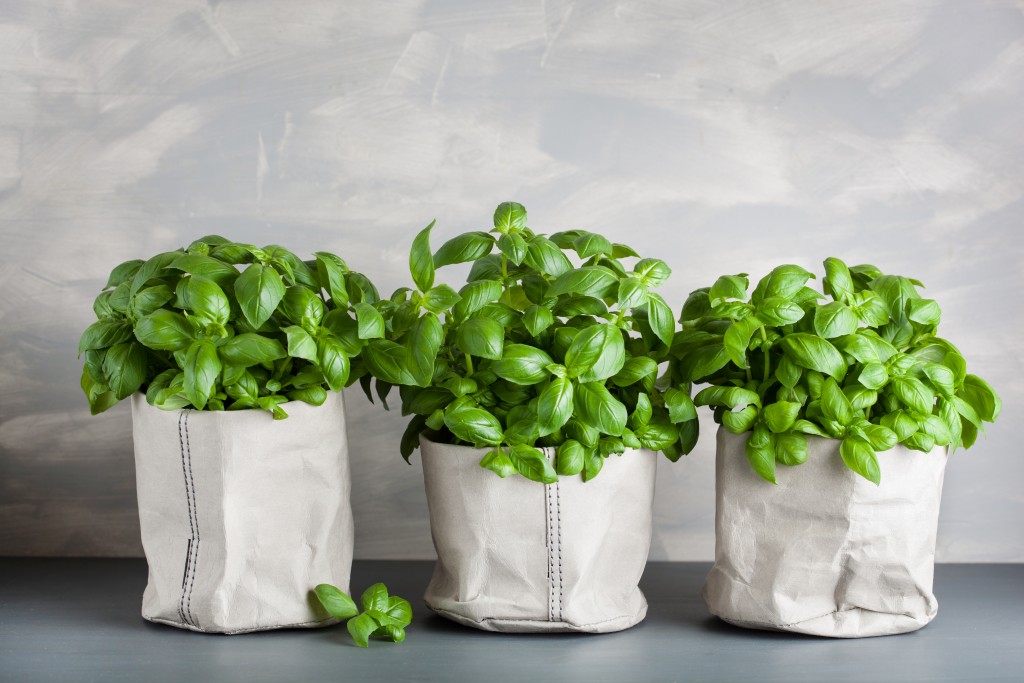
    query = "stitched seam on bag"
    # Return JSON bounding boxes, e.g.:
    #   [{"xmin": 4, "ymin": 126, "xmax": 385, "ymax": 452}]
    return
[
  {"xmin": 555, "ymin": 478, "xmax": 563, "ymax": 619},
  {"xmin": 177, "ymin": 410, "xmax": 196, "ymax": 627},
  {"xmin": 545, "ymin": 479, "xmax": 554, "ymax": 622},
  {"xmin": 184, "ymin": 409, "xmax": 200, "ymax": 629}
]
